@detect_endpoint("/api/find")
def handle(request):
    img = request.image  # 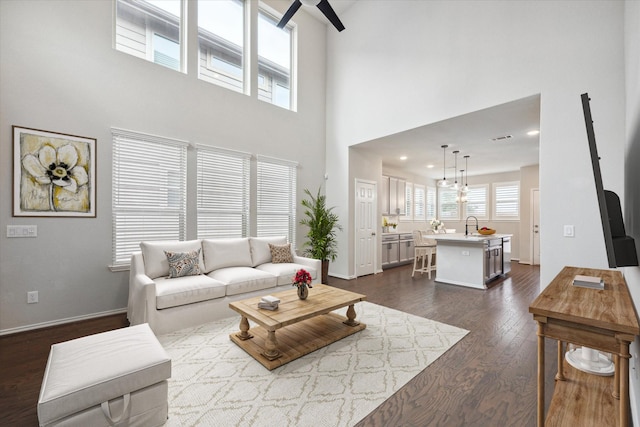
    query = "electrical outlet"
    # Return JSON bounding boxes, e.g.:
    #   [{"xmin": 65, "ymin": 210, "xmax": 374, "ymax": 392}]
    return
[
  {"xmin": 461, "ymin": 250, "xmax": 470, "ymax": 256},
  {"xmin": 27, "ymin": 291, "xmax": 38, "ymax": 304},
  {"xmin": 563, "ymin": 225, "xmax": 575, "ymax": 237}
]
